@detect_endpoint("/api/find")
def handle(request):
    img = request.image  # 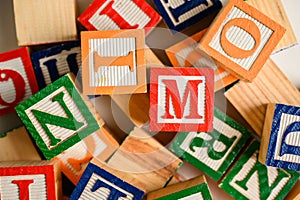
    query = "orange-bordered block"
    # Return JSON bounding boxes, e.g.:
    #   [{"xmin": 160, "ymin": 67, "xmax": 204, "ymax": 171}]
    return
[
  {"xmin": 0, "ymin": 47, "xmax": 38, "ymax": 116},
  {"xmin": 166, "ymin": 29, "xmax": 238, "ymax": 91},
  {"xmin": 78, "ymin": 0, "xmax": 161, "ymax": 35},
  {"xmin": 198, "ymin": 0, "xmax": 286, "ymax": 82},
  {"xmin": 81, "ymin": 30, "xmax": 146, "ymax": 95}
]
